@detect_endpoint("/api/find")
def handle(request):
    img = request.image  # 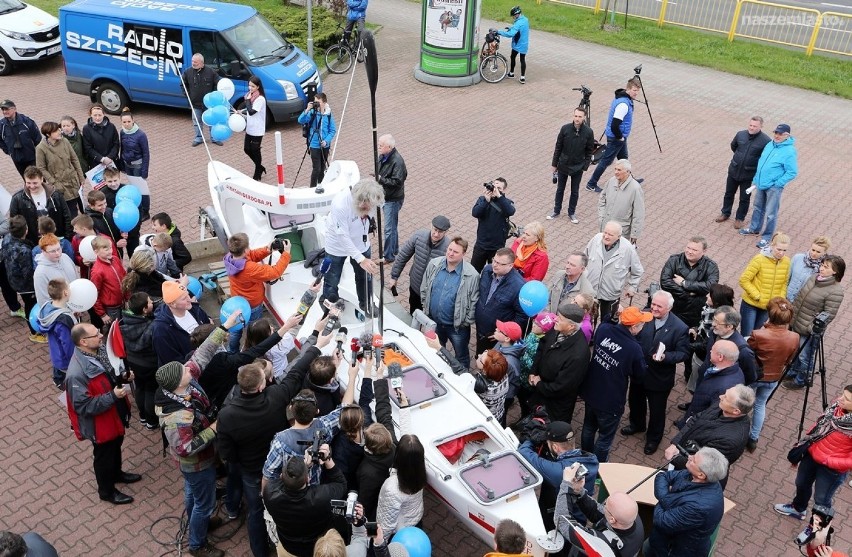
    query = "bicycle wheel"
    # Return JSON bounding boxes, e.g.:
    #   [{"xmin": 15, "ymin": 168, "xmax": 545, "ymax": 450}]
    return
[
  {"xmin": 479, "ymin": 54, "xmax": 507, "ymax": 83},
  {"xmin": 325, "ymin": 44, "xmax": 354, "ymax": 74}
]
